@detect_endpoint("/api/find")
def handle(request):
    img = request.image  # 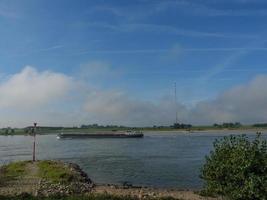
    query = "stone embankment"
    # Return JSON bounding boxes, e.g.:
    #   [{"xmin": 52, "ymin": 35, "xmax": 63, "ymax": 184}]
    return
[
  {"xmin": 0, "ymin": 161, "xmax": 93, "ymax": 196},
  {"xmin": 37, "ymin": 162, "xmax": 93, "ymax": 196},
  {"xmin": 0, "ymin": 160, "xmax": 219, "ymax": 200}
]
